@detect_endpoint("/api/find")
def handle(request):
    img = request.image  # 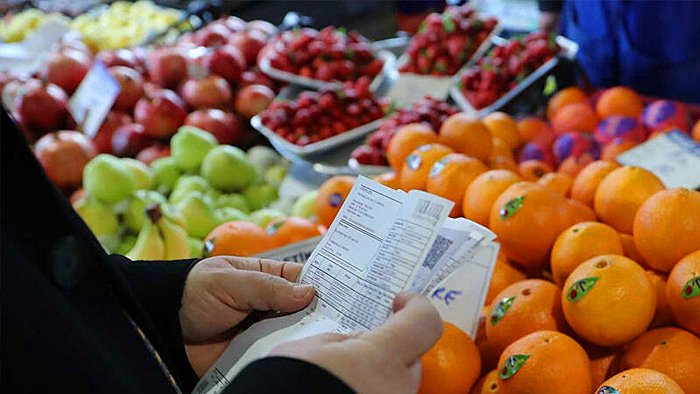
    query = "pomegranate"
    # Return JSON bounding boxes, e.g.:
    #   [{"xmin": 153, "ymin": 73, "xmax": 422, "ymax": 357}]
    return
[
  {"xmin": 136, "ymin": 144, "xmax": 170, "ymax": 165},
  {"xmin": 228, "ymin": 30, "xmax": 267, "ymax": 66},
  {"xmin": 240, "ymin": 70, "xmax": 275, "ymax": 90},
  {"xmin": 180, "ymin": 75, "xmax": 232, "ymax": 110},
  {"xmin": 97, "ymin": 49, "xmax": 140, "ymax": 69},
  {"xmin": 14, "ymin": 79, "xmax": 69, "ymax": 134},
  {"xmin": 111, "ymin": 123, "xmax": 152, "ymax": 157},
  {"xmin": 134, "ymin": 89, "xmax": 186, "ymax": 139},
  {"xmin": 224, "ymin": 16, "xmax": 246, "ymax": 32},
  {"xmin": 35, "ymin": 130, "xmax": 96, "ymax": 192},
  {"xmin": 185, "ymin": 109, "xmax": 243, "ymax": 145},
  {"xmin": 247, "ymin": 20, "xmax": 278, "ymax": 38},
  {"xmin": 93, "ymin": 110, "xmax": 132, "ymax": 153},
  {"xmin": 146, "ymin": 47, "xmax": 188, "ymax": 89},
  {"xmin": 40, "ymin": 49, "xmax": 92, "ymax": 94},
  {"xmin": 109, "ymin": 66, "xmax": 144, "ymax": 111},
  {"xmin": 201, "ymin": 45, "xmax": 246, "ymax": 85},
  {"xmin": 234, "ymin": 84, "xmax": 274, "ymax": 119}
]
